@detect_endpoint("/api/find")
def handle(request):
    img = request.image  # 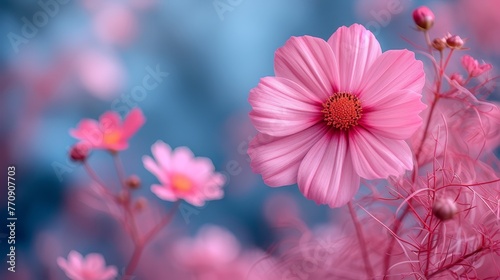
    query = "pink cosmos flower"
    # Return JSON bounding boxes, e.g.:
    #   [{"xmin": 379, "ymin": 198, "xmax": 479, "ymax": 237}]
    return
[
  {"xmin": 461, "ymin": 55, "xmax": 492, "ymax": 77},
  {"xmin": 70, "ymin": 108, "xmax": 145, "ymax": 152},
  {"xmin": 248, "ymin": 24, "xmax": 425, "ymax": 208},
  {"xmin": 143, "ymin": 141, "xmax": 225, "ymax": 206},
  {"xmin": 57, "ymin": 251, "xmax": 117, "ymax": 280}
]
